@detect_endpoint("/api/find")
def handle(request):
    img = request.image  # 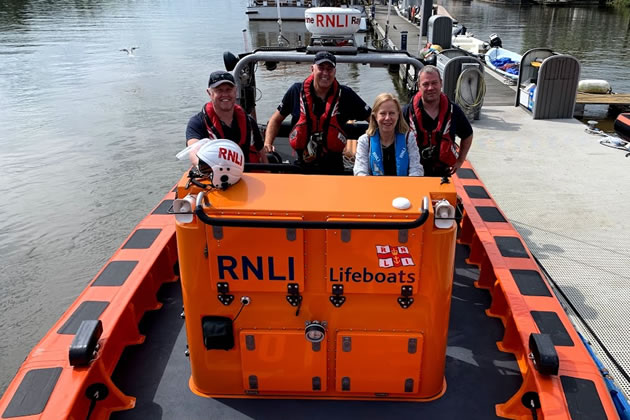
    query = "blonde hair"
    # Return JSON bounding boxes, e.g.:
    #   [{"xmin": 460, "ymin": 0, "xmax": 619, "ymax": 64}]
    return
[{"xmin": 366, "ymin": 93, "xmax": 409, "ymax": 136}]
